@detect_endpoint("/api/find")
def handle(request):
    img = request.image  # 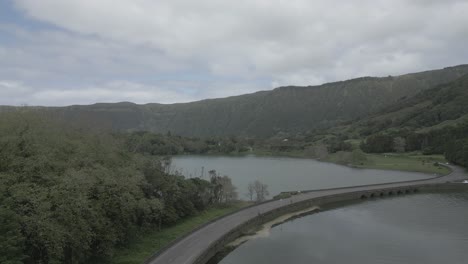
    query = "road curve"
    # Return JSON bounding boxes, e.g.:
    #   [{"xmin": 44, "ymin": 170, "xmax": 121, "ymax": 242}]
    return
[{"xmin": 147, "ymin": 165, "xmax": 468, "ymax": 264}]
